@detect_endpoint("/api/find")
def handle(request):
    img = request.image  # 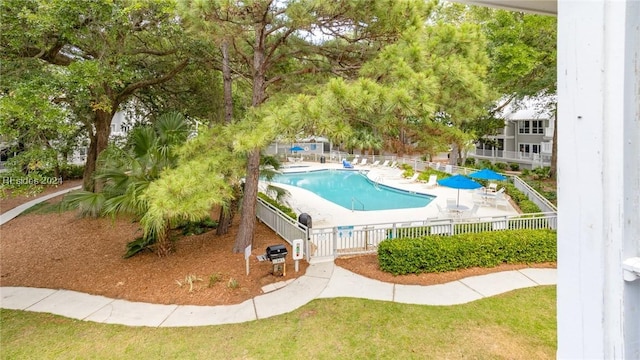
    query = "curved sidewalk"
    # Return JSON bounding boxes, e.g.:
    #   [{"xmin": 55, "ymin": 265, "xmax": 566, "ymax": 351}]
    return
[
  {"xmin": 0, "ymin": 186, "xmax": 82, "ymax": 226},
  {"xmin": 0, "ymin": 263, "xmax": 557, "ymax": 327}
]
